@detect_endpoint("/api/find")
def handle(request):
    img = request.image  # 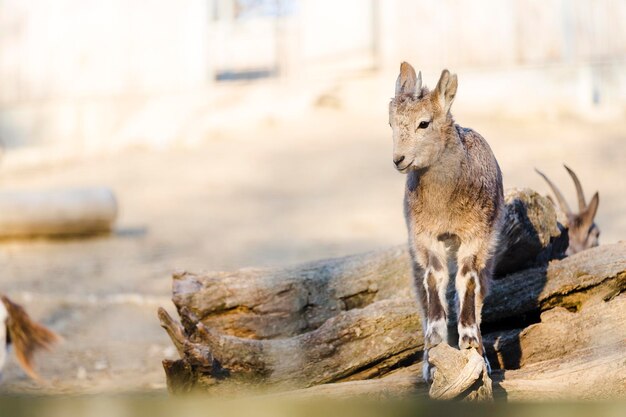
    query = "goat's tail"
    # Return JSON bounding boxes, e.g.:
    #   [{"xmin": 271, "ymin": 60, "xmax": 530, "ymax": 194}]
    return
[{"xmin": 1, "ymin": 295, "xmax": 60, "ymax": 381}]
